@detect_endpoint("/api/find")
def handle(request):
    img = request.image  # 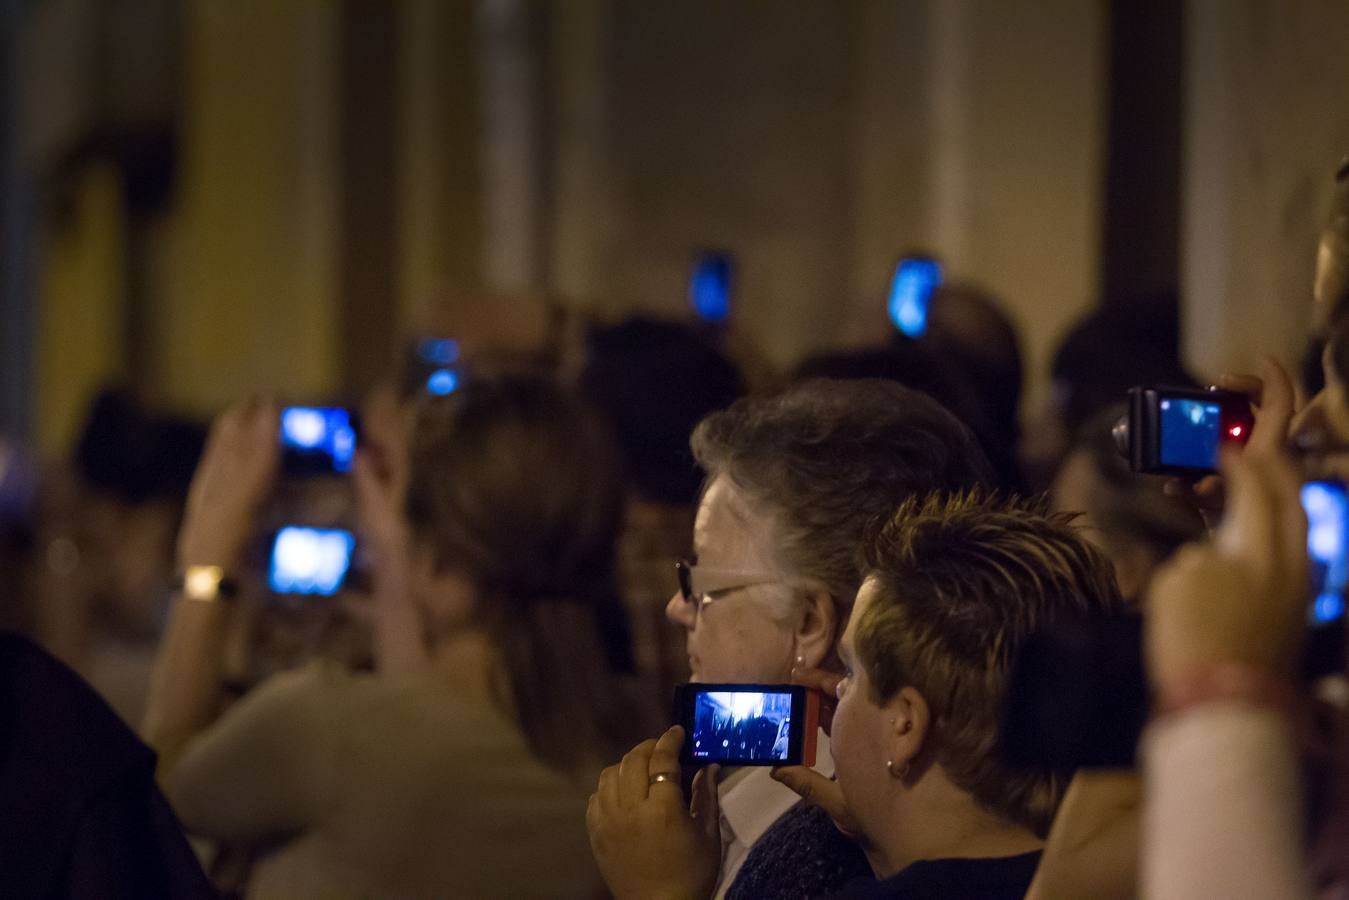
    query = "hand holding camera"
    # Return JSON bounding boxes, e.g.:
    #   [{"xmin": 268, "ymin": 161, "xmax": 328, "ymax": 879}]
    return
[
  {"xmin": 178, "ymin": 397, "xmax": 282, "ymax": 570},
  {"xmin": 1146, "ymin": 439, "xmax": 1309, "ymax": 696}
]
